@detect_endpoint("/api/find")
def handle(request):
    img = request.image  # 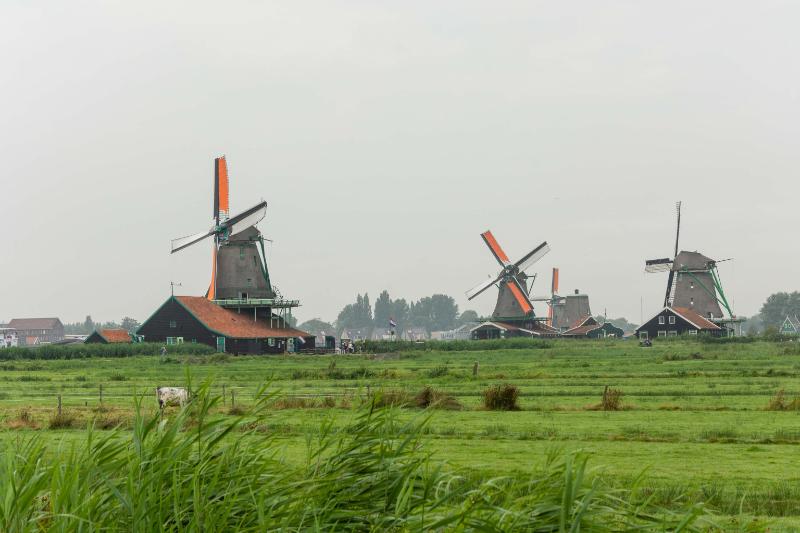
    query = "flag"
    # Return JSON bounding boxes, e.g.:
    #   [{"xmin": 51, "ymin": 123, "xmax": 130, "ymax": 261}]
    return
[{"xmin": 389, "ymin": 318, "xmax": 397, "ymax": 328}]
